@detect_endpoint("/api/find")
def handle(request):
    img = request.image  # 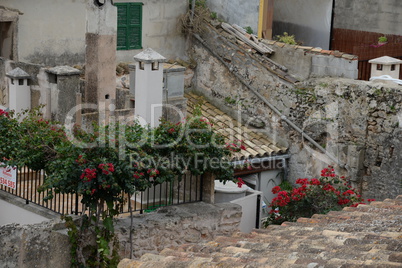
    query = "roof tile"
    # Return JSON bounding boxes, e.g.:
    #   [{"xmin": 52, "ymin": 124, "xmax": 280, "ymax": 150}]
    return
[{"xmin": 185, "ymin": 93, "xmax": 287, "ymax": 160}]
